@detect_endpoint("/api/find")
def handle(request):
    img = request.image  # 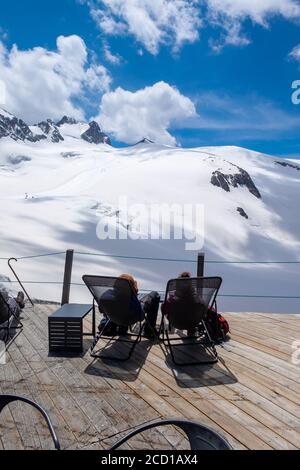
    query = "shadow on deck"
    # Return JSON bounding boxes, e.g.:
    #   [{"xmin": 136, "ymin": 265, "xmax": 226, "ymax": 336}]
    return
[{"xmin": 0, "ymin": 304, "xmax": 299, "ymax": 450}]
